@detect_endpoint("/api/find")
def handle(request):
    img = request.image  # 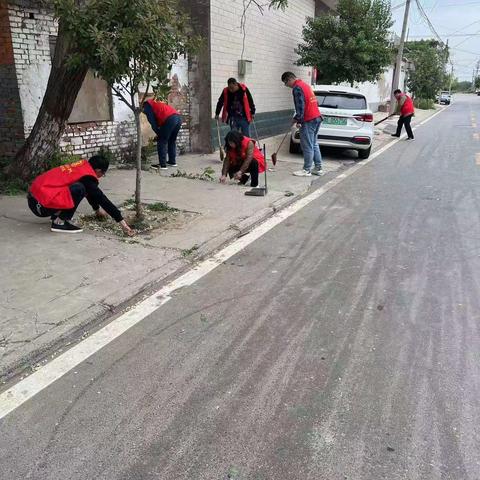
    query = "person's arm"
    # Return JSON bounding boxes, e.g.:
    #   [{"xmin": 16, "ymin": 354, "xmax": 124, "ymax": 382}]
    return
[
  {"xmin": 237, "ymin": 141, "xmax": 254, "ymax": 176},
  {"xmin": 395, "ymin": 96, "xmax": 406, "ymax": 115},
  {"xmin": 81, "ymin": 177, "xmax": 134, "ymax": 235},
  {"xmin": 221, "ymin": 152, "xmax": 231, "ymax": 179},
  {"xmin": 246, "ymin": 88, "xmax": 256, "ymax": 116},
  {"xmin": 215, "ymin": 92, "xmax": 224, "ymax": 118},
  {"xmin": 293, "ymin": 86, "xmax": 305, "ymax": 124},
  {"xmin": 143, "ymin": 102, "xmax": 159, "ymax": 133}
]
